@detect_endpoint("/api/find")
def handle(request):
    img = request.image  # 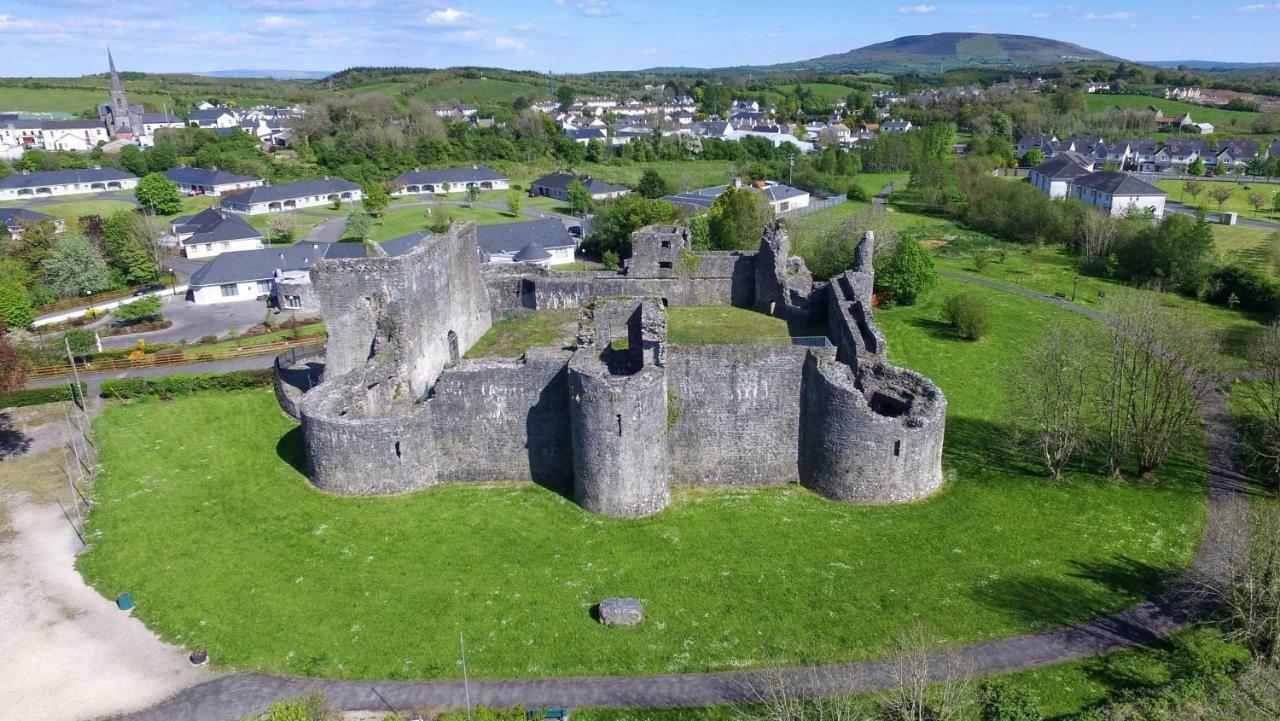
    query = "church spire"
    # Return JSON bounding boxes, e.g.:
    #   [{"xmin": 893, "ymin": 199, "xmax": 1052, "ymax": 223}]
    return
[
  {"xmin": 106, "ymin": 47, "xmax": 132, "ymax": 135},
  {"xmin": 108, "ymin": 47, "xmax": 122, "ymax": 93}
]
